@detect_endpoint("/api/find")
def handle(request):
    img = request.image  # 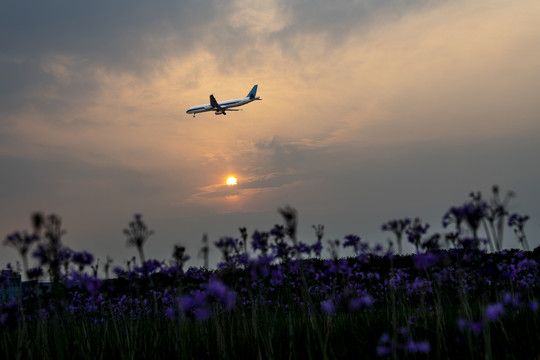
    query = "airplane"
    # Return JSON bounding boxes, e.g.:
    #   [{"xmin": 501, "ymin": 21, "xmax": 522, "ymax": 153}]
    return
[{"xmin": 186, "ymin": 85, "xmax": 261, "ymax": 117}]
